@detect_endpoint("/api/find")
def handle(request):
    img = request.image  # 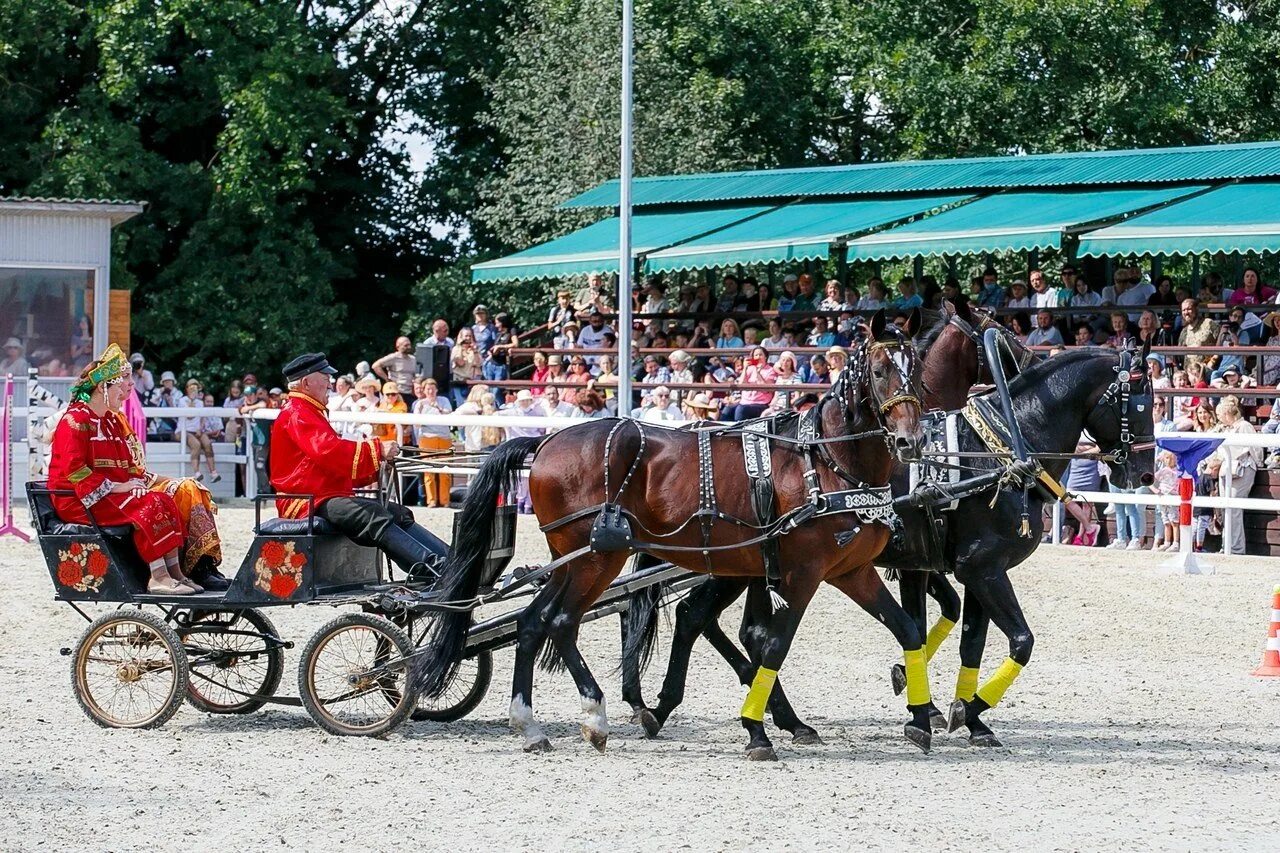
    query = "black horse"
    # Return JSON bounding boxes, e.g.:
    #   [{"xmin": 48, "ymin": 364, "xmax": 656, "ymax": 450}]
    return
[{"xmin": 624, "ymin": 345, "xmax": 1153, "ymax": 747}]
